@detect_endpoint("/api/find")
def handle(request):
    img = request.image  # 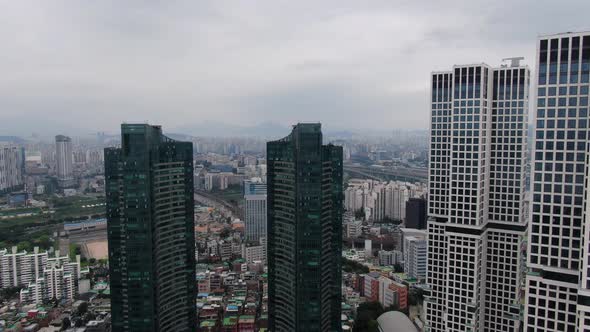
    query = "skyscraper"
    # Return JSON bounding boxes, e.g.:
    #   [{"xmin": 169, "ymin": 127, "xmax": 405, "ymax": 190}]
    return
[
  {"xmin": 105, "ymin": 124, "xmax": 195, "ymax": 332},
  {"xmin": 524, "ymin": 31, "xmax": 590, "ymax": 332},
  {"xmin": 405, "ymin": 197, "xmax": 427, "ymax": 229},
  {"xmin": 267, "ymin": 123, "xmax": 343, "ymax": 332},
  {"xmin": 244, "ymin": 178, "xmax": 267, "ymax": 243},
  {"xmin": 55, "ymin": 135, "xmax": 73, "ymax": 187},
  {"xmin": 426, "ymin": 60, "xmax": 530, "ymax": 331},
  {"xmin": 0, "ymin": 144, "xmax": 24, "ymax": 193}
]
